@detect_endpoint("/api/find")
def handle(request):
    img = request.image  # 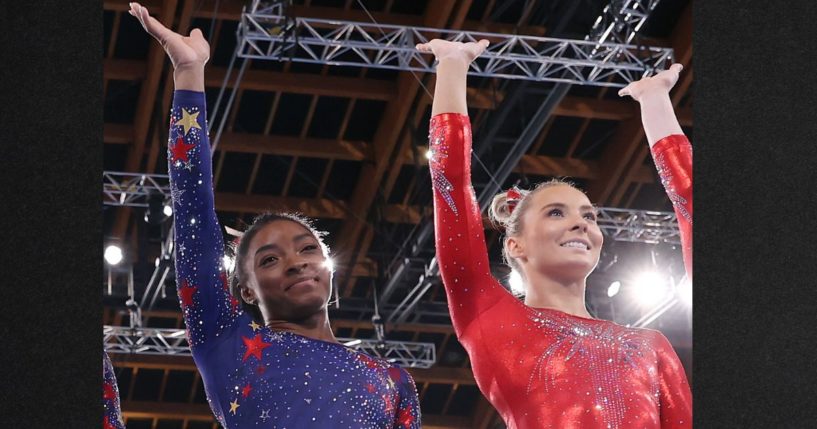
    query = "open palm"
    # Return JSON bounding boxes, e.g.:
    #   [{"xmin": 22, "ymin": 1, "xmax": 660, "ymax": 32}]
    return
[
  {"xmin": 416, "ymin": 39, "xmax": 489, "ymax": 65},
  {"xmin": 129, "ymin": 2, "xmax": 210, "ymax": 70},
  {"xmin": 618, "ymin": 63, "xmax": 683, "ymax": 102}
]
